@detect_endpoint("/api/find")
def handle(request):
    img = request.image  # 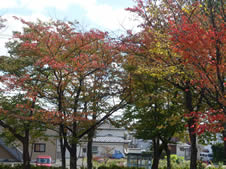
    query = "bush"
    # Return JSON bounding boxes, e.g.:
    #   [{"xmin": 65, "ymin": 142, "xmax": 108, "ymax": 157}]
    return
[
  {"xmin": 159, "ymin": 157, "xmax": 189, "ymax": 169},
  {"xmin": 0, "ymin": 164, "xmax": 65, "ymax": 169},
  {"xmin": 98, "ymin": 166, "xmax": 109, "ymax": 169},
  {"xmin": 164, "ymin": 154, "xmax": 184, "ymax": 164},
  {"xmin": 97, "ymin": 165, "xmax": 144, "ymax": 169},
  {"xmin": 212, "ymin": 143, "xmax": 224, "ymax": 163}
]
